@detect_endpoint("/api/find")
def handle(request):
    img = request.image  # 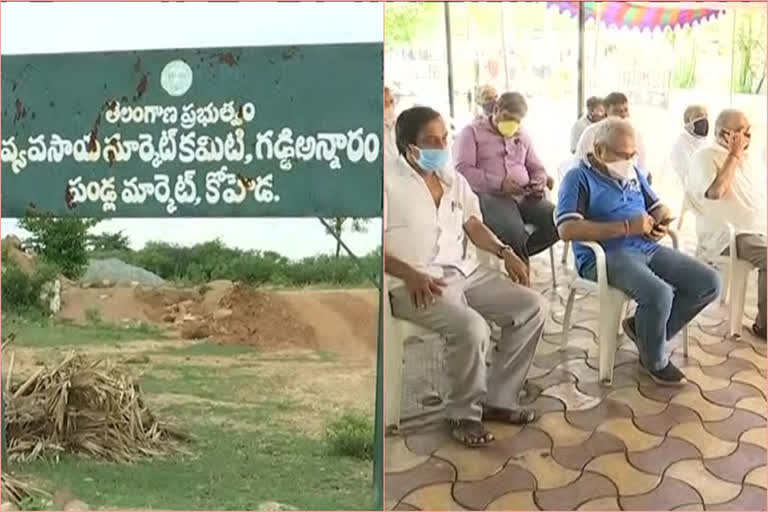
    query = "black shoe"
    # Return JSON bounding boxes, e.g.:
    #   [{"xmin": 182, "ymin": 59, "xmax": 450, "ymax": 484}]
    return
[
  {"xmin": 641, "ymin": 361, "xmax": 687, "ymax": 387},
  {"xmin": 752, "ymin": 323, "xmax": 767, "ymax": 340},
  {"xmin": 622, "ymin": 316, "xmax": 639, "ymax": 345}
]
